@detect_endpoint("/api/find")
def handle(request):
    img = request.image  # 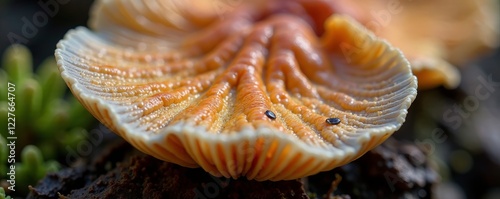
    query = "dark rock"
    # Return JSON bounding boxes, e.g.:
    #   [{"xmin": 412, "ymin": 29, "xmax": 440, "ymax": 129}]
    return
[
  {"xmin": 27, "ymin": 140, "xmax": 308, "ymax": 199},
  {"xmin": 308, "ymin": 138, "xmax": 438, "ymax": 199},
  {"xmin": 28, "ymin": 138, "xmax": 437, "ymax": 199}
]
